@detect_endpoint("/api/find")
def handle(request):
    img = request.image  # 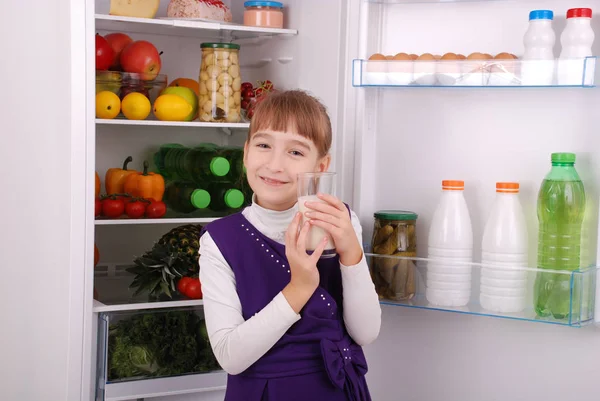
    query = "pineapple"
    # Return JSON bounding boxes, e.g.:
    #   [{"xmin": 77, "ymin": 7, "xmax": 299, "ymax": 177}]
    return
[{"xmin": 127, "ymin": 224, "xmax": 203, "ymax": 300}]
